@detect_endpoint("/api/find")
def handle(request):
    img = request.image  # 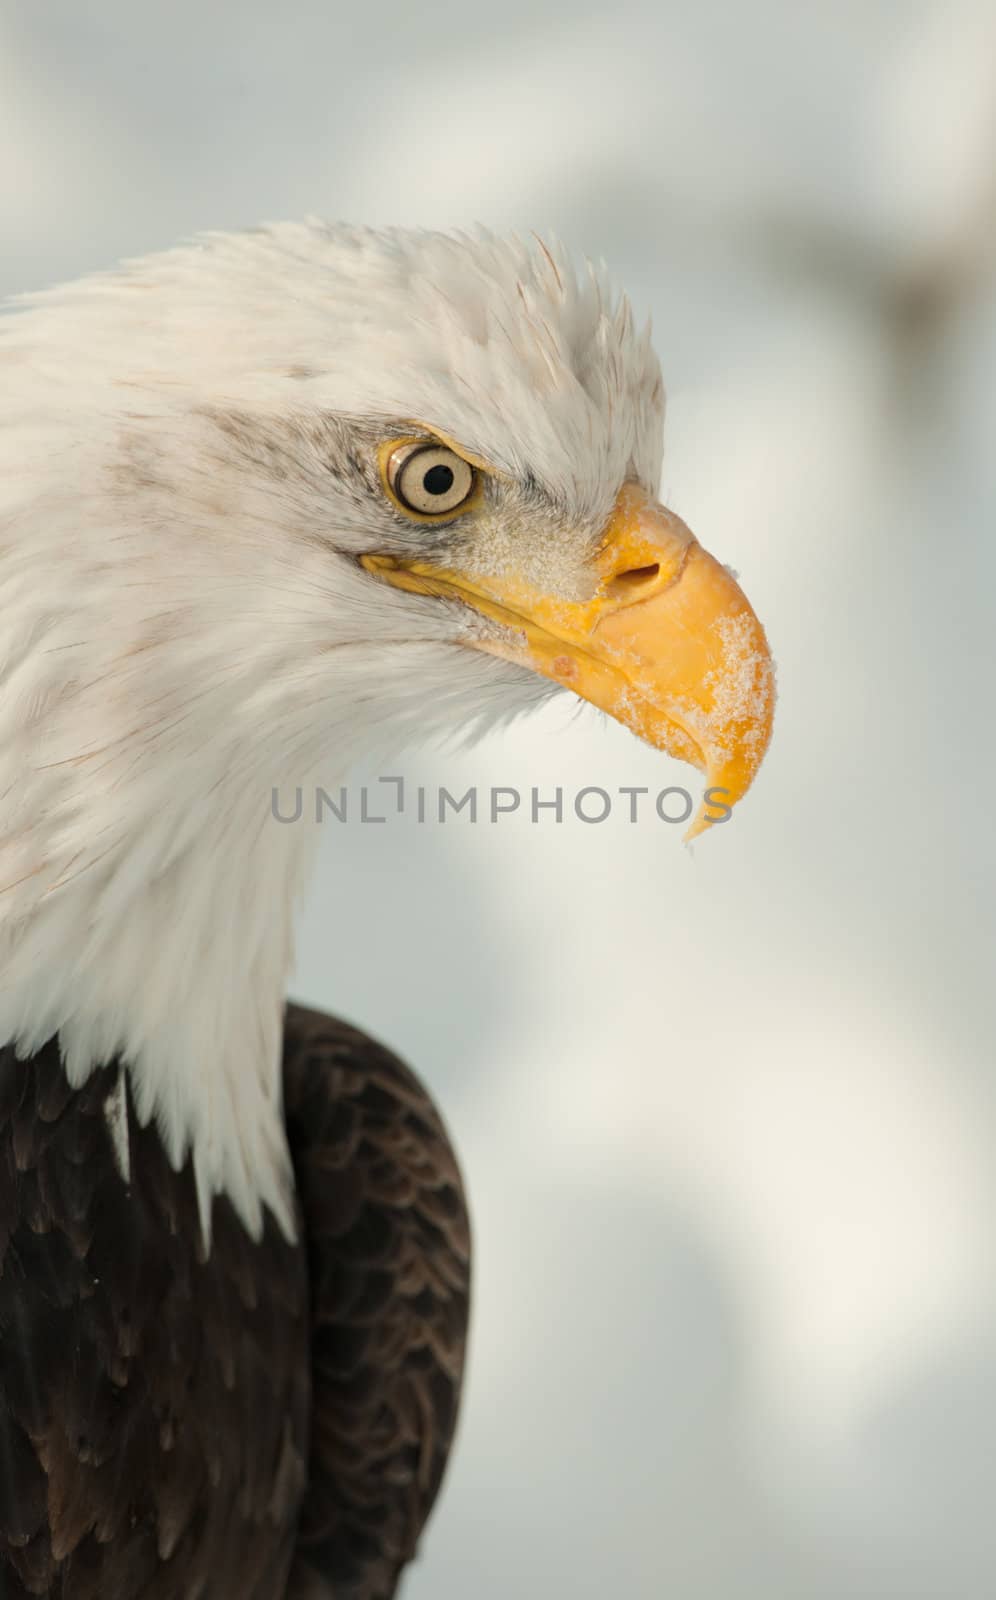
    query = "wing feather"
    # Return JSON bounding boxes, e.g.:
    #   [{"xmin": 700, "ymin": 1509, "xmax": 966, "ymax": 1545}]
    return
[{"xmin": 283, "ymin": 1003, "xmax": 471, "ymax": 1600}]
